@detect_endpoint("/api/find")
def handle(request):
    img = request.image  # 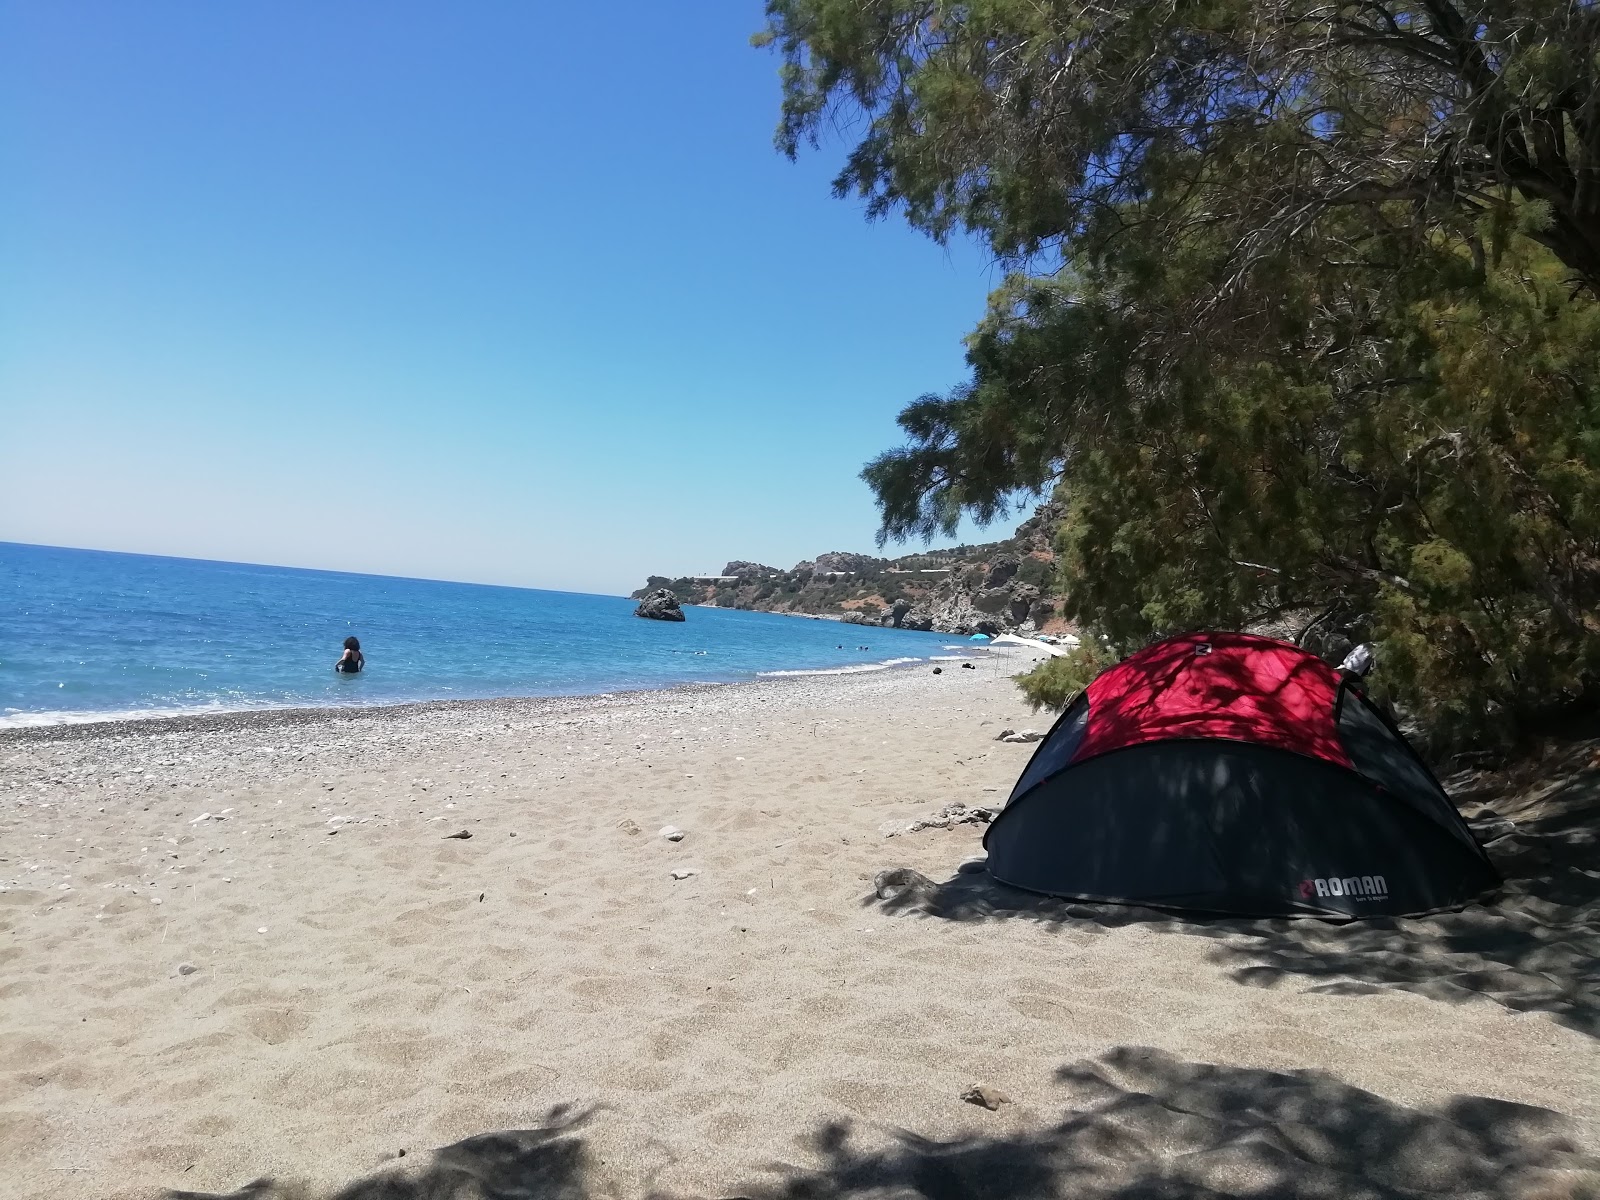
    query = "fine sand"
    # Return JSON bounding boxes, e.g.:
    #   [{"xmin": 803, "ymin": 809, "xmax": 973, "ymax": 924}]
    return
[{"xmin": 2, "ymin": 653, "xmax": 1598, "ymax": 1200}]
